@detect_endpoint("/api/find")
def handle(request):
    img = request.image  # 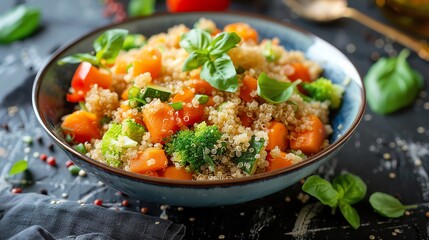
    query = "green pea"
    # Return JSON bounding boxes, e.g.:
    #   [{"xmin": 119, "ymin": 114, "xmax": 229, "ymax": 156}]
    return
[{"xmin": 68, "ymin": 165, "xmax": 80, "ymax": 176}]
